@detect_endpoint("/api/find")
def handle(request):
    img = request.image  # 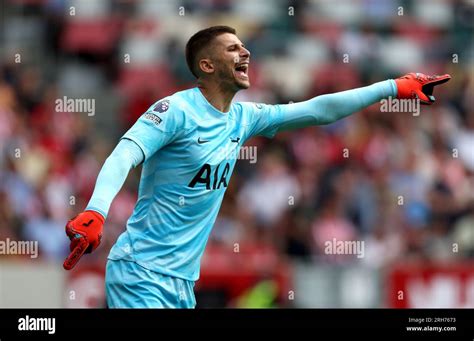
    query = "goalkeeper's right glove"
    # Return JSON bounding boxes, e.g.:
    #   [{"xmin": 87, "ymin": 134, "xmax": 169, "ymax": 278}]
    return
[
  {"xmin": 395, "ymin": 72, "xmax": 451, "ymax": 105},
  {"xmin": 63, "ymin": 210, "xmax": 104, "ymax": 270}
]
